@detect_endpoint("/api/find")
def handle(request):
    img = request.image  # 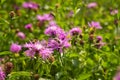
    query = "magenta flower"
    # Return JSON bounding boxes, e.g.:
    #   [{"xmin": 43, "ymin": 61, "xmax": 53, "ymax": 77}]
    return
[
  {"xmin": 113, "ymin": 72, "xmax": 120, "ymax": 80},
  {"xmin": 48, "ymin": 38, "xmax": 71, "ymax": 53},
  {"xmin": 110, "ymin": 9, "xmax": 118, "ymax": 15},
  {"xmin": 44, "ymin": 26, "xmax": 60, "ymax": 37},
  {"xmin": 25, "ymin": 49, "xmax": 36, "ymax": 58},
  {"xmin": 39, "ymin": 48, "xmax": 53, "ymax": 59},
  {"xmin": 10, "ymin": 43, "xmax": 22, "ymax": 53},
  {"xmin": 88, "ymin": 21, "xmax": 102, "ymax": 29},
  {"xmin": 0, "ymin": 67, "xmax": 5, "ymax": 80},
  {"xmin": 17, "ymin": 32, "xmax": 26, "ymax": 39},
  {"xmin": 22, "ymin": 2, "xmax": 39, "ymax": 10},
  {"xmin": 23, "ymin": 40, "xmax": 53, "ymax": 58},
  {"xmin": 37, "ymin": 13, "xmax": 53, "ymax": 21},
  {"xmin": 87, "ymin": 2, "xmax": 97, "ymax": 8},
  {"xmin": 69, "ymin": 27, "xmax": 82, "ymax": 36},
  {"xmin": 96, "ymin": 36, "xmax": 102, "ymax": 42},
  {"xmin": 33, "ymin": 41, "xmax": 44, "ymax": 51},
  {"xmin": 25, "ymin": 23, "xmax": 32, "ymax": 29}
]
